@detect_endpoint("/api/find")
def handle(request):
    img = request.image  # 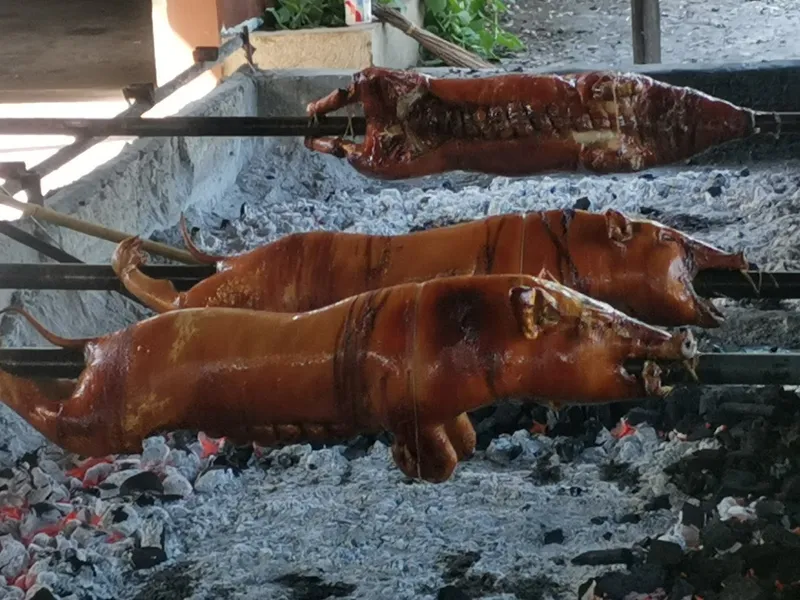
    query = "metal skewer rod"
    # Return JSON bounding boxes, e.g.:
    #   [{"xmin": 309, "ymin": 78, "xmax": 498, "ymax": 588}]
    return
[
  {"xmin": 0, "ymin": 113, "xmax": 798, "ymax": 139},
  {"xmin": 1, "ymin": 348, "xmax": 799, "ymax": 384},
  {"xmin": 0, "ymin": 265, "xmax": 799, "ymax": 299},
  {"xmin": 0, "ymin": 117, "xmax": 367, "ymax": 138}
]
